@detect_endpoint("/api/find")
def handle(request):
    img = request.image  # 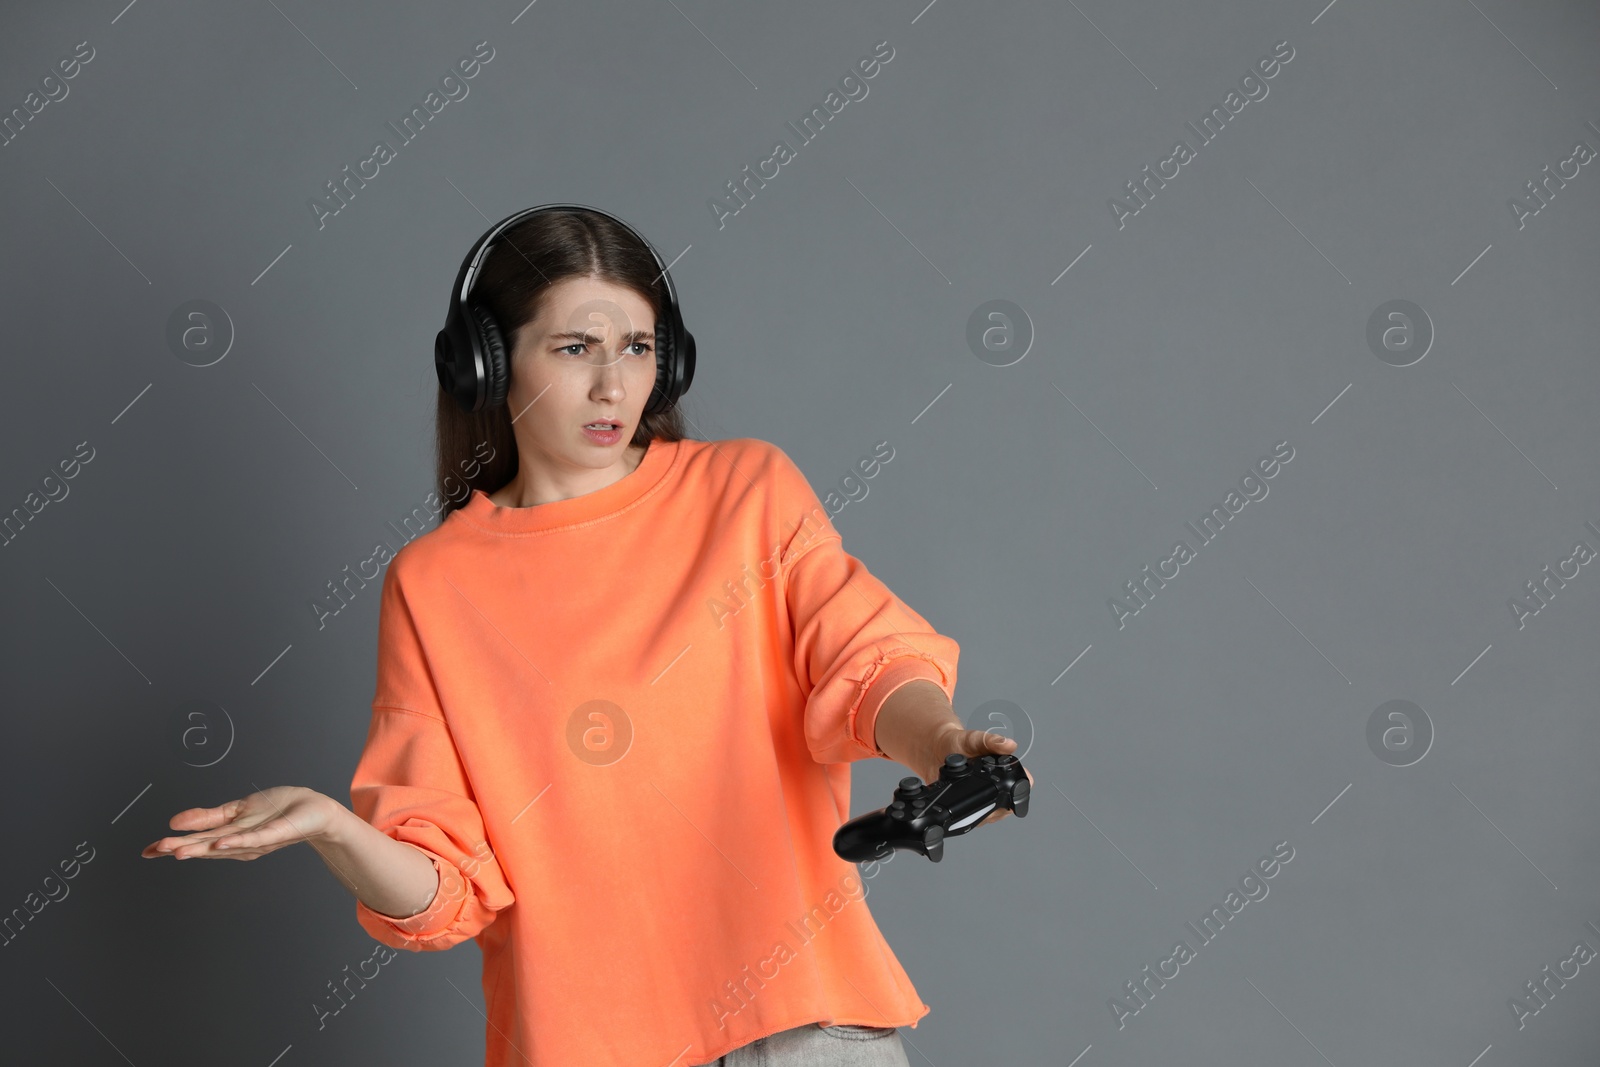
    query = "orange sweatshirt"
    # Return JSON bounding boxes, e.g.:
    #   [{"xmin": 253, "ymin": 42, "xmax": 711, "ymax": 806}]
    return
[{"xmin": 347, "ymin": 435, "xmax": 960, "ymax": 1067}]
